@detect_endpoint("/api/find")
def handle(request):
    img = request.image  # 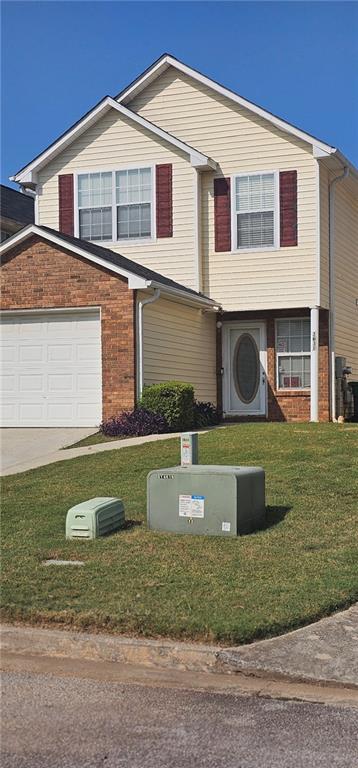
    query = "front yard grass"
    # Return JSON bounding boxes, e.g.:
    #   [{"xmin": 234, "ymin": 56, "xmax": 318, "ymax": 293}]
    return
[{"xmin": 1, "ymin": 423, "xmax": 357, "ymax": 645}]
